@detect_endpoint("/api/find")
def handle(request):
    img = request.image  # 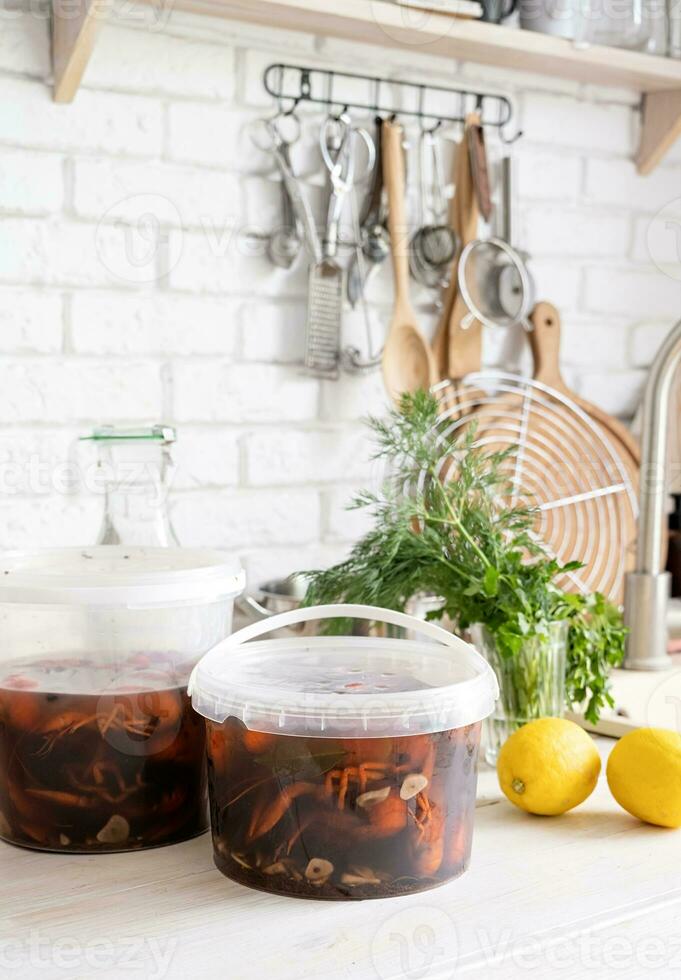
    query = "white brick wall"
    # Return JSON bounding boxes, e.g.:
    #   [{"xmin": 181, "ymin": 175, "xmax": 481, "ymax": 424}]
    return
[
  {"xmin": 0, "ymin": 148, "xmax": 63, "ymax": 215},
  {"xmin": 0, "ymin": 1, "xmax": 680, "ymax": 581},
  {"xmin": 70, "ymin": 292, "xmax": 239, "ymax": 355},
  {"xmin": 0, "ymin": 289, "xmax": 62, "ymax": 351},
  {"xmin": 0, "ymin": 77, "xmax": 163, "ymax": 157},
  {"xmin": 0, "ymin": 359, "xmax": 163, "ymax": 421}
]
